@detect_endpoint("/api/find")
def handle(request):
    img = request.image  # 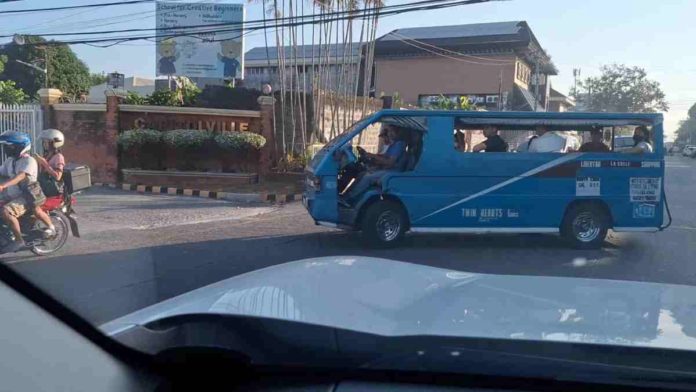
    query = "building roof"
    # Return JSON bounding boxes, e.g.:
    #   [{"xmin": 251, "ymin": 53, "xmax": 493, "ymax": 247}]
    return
[
  {"xmin": 378, "ymin": 21, "xmax": 524, "ymax": 42},
  {"xmin": 549, "ymin": 87, "xmax": 576, "ymax": 107},
  {"xmin": 375, "ymin": 21, "xmax": 557, "ymax": 75},
  {"xmin": 245, "ymin": 43, "xmax": 362, "ymax": 62}
]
